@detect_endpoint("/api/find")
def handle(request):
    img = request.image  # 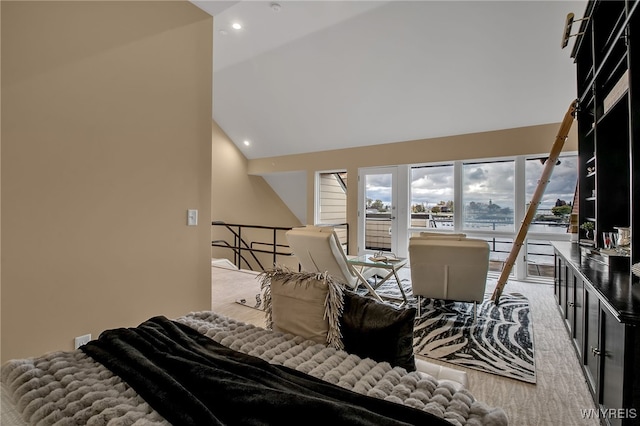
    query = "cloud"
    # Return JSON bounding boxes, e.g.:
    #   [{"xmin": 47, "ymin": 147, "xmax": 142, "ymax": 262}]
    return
[
  {"xmin": 526, "ymin": 156, "xmax": 578, "ymax": 208},
  {"xmin": 365, "ymin": 154, "xmax": 578, "ymax": 210},
  {"xmin": 411, "ymin": 165, "xmax": 454, "ymax": 206},
  {"xmin": 467, "ymin": 167, "xmax": 486, "ymax": 181},
  {"xmin": 463, "ymin": 162, "xmax": 514, "ymax": 208}
]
